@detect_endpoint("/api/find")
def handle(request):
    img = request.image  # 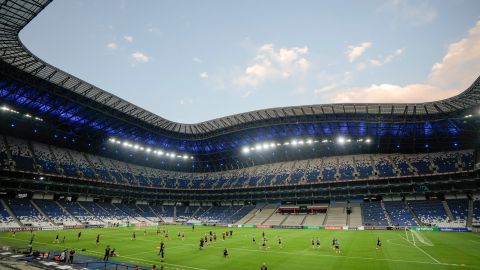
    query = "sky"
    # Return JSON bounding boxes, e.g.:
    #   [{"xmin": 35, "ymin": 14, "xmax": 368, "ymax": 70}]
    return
[{"xmin": 19, "ymin": 0, "xmax": 480, "ymax": 124}]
